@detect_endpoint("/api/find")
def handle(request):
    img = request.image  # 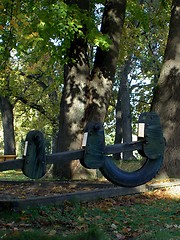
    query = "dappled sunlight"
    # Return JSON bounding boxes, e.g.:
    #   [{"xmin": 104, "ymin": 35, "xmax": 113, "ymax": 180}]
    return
[
  {"xmin": 144, "ymin": 186, "xmax": 180, "ymax": 200},
  {"xmin": 90, "ymin": 73, "xmax": 112, "ymax": 98},
  {"xmin": 159, "ymin": 60, "xmax": 180, "ymax": 84}
]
